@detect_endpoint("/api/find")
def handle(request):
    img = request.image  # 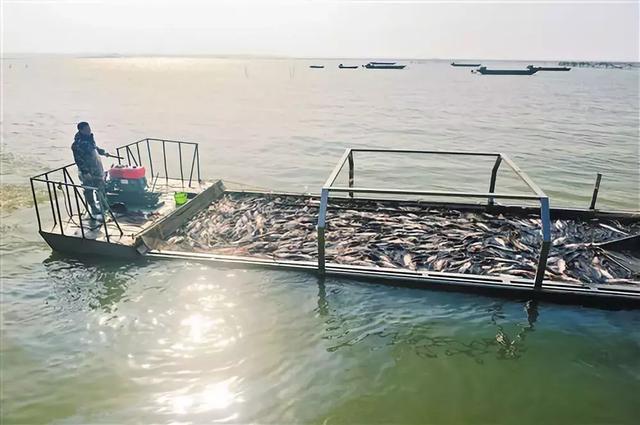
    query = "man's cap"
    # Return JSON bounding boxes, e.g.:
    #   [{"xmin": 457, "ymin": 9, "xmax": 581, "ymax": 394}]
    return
[{"xmin": 77, "ymin": 121, "xmax": 89, "ymax": 130}]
